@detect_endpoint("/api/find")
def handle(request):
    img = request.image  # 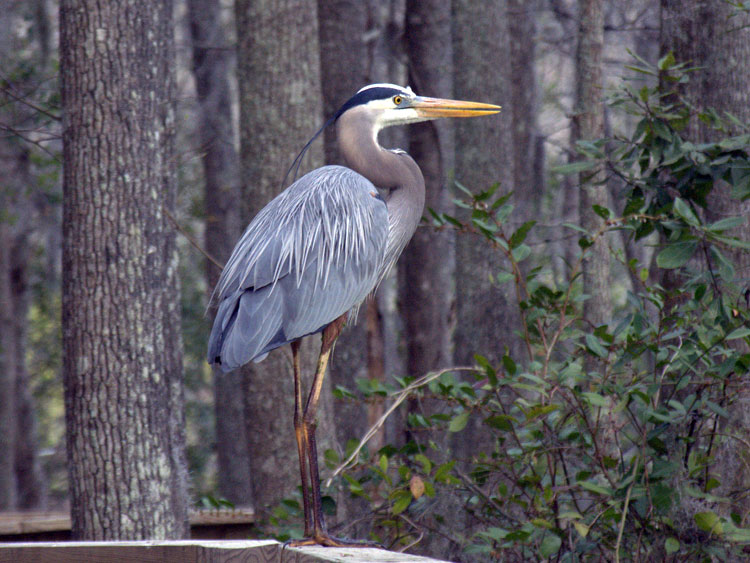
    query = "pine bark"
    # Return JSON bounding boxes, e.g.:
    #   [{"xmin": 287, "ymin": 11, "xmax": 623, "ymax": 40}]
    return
[
  {"xmin": 187, "ymin": 0, "xmax": 252, "ymax": 507},
  {"xmin": 660, "ymin": 0, "xmax": 750, "ymax": 520},
  {"xmin": 402, "ymin": 0, "xmax": 454, "ymax": 385},
  {"xmin": 234, "ymin": 0, "xmax": 337, "ymax": 514},
  {"xmin": 453, "ymin": 0, "xmax": 516, "ymax": 367},
  {"xmin": 573, "ymin": 0, "xmax": 612, "ymax": 329},
  {"xmin": 317, "ymin": 0, "xmax": 375, "ymax": 445},
  {"xmin": 60, "ymin": 0, "xmax": 188, "ymax": 539},
  {"xmin": 508, "ymin": 0, "xmax": 543, "ymax": 207},
  {"xmin": 12, "ymin": 237, "xmax": 48, "ymax": 510},
  {"xmin": 0, "ymin": 223, "xmax": 17, "ymax": 510},
  {"xmin": 450, "ymin": 2, "xmax": 517, "ymax": 557}
]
